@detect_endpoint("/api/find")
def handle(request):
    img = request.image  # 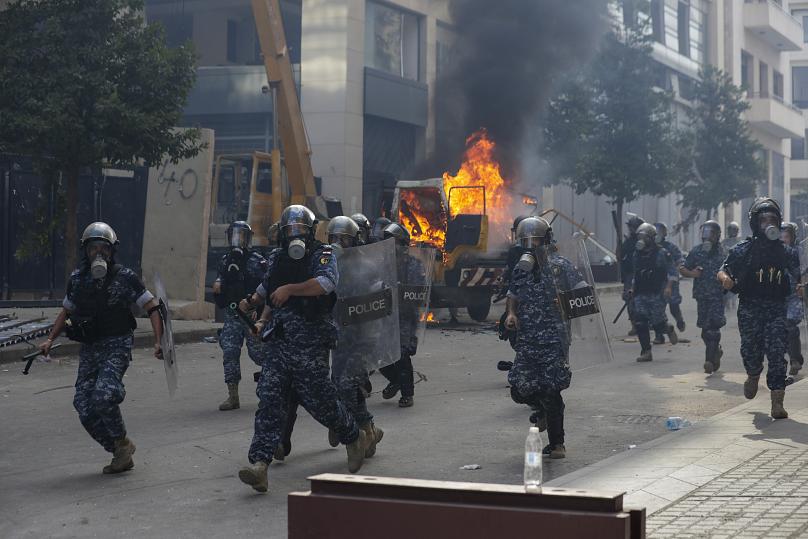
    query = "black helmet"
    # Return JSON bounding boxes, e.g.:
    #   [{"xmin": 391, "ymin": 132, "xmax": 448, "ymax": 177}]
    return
[
  {"xmin": 748, "ymin": 197, "xmax": 782, "ymax": 238},
  {"xmin": 654, "ymin": 222, "xmax": 668, "ymax": 240},
  {"xmin": 351, "ymin": 213, "xmax": 370, "ymax": 231},
  {"xmin": 726, "ymin": 221, "xmax": 740, "ymax": 238},
  {"xmin": 701, "ymin": 220, "xmax": 721, "ymax": 242},
  {"xmin": 279, "ymin": 205, "xmax": 316, "ymax": 240},
  {"xmin": 371, "ymin": 217, "xmax": 392, "ymax": 242},
  {"xmin": 626, "ymin": 213, "xmax": 644, "ymax": 231},
  {"xmin": 226, "ymin": 221, "xmax": 253, "ymax": 249},
  {"xmin": 267, "ymin": 221, "xmax": 280, "ymax": 247},
  {"xmin": 636, "ymin": 222, "xmax": 657, "ymax": 242},
  {"xmin": 515, "ymin": 217, "xmax": 553, "ymax": 248},
  {"xmin": 81, "ymin": 222, "xmax": 119, "ymax": 247},
  {"xmin": 328, "ymin": 216, "xmax": 360, "ymax": 247},
  {"xmin": 383, "ymin": 223, "xmax": 411, "ymax": 246}
]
